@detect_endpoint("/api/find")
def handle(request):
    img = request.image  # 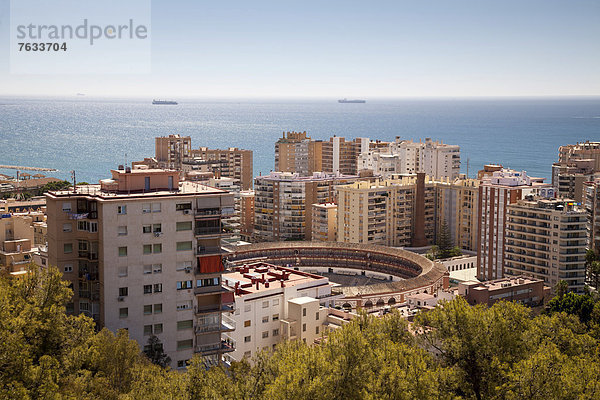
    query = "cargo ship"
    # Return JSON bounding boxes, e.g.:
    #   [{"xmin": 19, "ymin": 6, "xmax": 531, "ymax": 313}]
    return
[
  {"xmin": 152, "ymin": 99, "xmax": 178, "ymax": 105},
  {"xmin": 338, "ymin": 98, "xmax": 366, "ymax": 103}
]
